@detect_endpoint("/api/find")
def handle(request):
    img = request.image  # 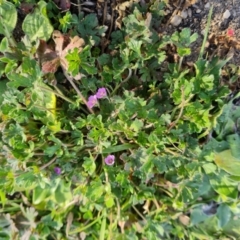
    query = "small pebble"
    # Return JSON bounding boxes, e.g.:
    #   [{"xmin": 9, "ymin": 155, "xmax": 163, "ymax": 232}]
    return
[
  {"xmin": 223, "ymin": 9, "xmax": 231, "ymax": 19},
  {"xmin": 204, "ymin": 3, "xmax": 210, "ymax": 9},
  {"xmin": 196, "ymin": 9, "xmax": 202, "ymax": 13},
  {"xmin": 201, "ymin": 29, "xmax": 205, "ymax": 36},
  {"xmin": 170, "ymin": 15, "xmax": 182, "ymax": 26},
  {"xmin": 188, "ymin": 8, "xmax": 192, "ymax": 18},
  {"xmin": 232, "ymin": 10, "xmax": 236, "ymax": 17},
  {"xmin": 106, "ymin": 13, "xmax": 111, "ymax": 21},
  {"xmin": 181, "ymin": 10, "xmax": 188, "ymax": 19}
]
